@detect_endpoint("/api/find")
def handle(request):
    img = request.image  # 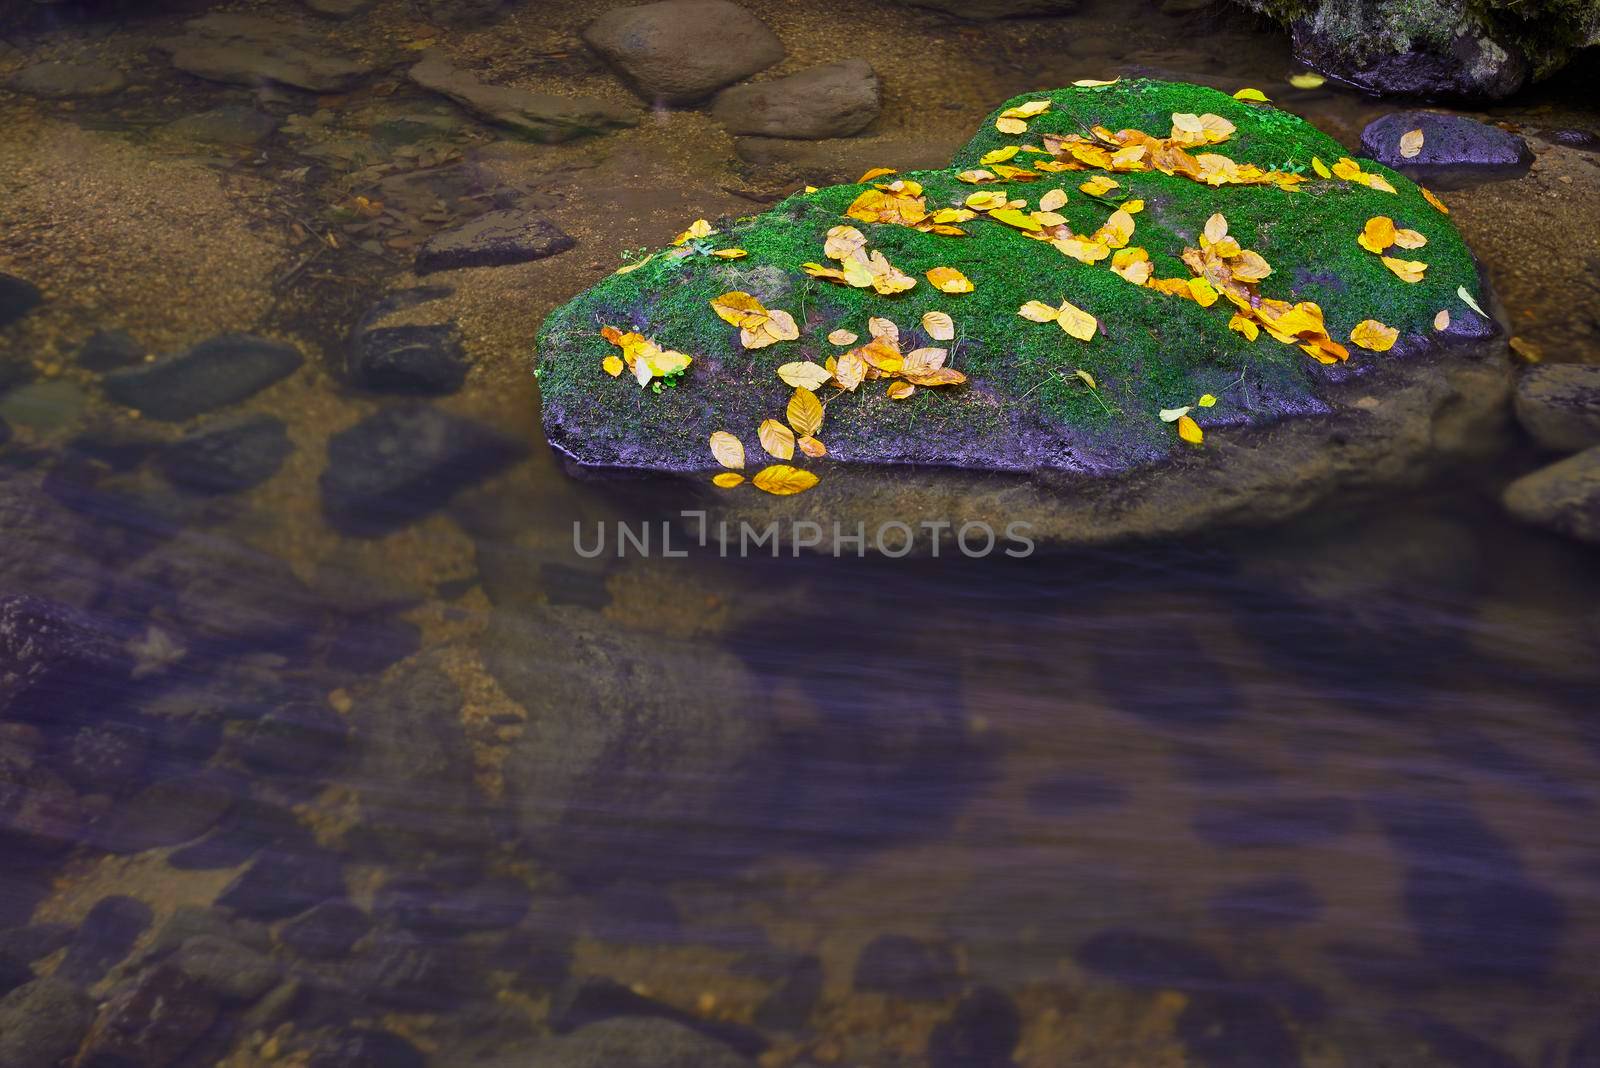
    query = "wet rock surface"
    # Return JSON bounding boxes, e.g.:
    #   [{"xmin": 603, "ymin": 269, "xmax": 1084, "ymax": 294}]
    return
[
  {"xmin": 0, "ymin": 978, "xmax": 94, "ymax": 1068},
  {"xmin": 1503, "ymin": 445, "xmax": 1600, "ymax": 545},
  {"xmin": 160, "ymin": 13, "xmax": 375, "ymax": 93},
  {"xmin": 0, "ymin": 273, "xmax": 41, "ymax": 328},
  {"xmin": 79, "ymin": 962, "xmax": 220, "ymax": 1068},
  {"xmin": 710, "ymin": 60, "xmax": 882, "ymax": 139},
  {"xmin": 415, "ymin": 209, "xmax": 575, "ymax": 274},
  {"xmin": 158, "ymin": 414, "xmax": 293, "ymax": 495},
  {"xmin": 408, "ymin": 51, "xmax": 637, "ymax": 142},
  {"xmin": 347, "ymin": 323, "xmax": 470, "ymax": 394},
  {"xmin": 1361, "ymin": 111, "xmax": 1532, "ymax": 178},
  {"xmin": 75, "ymin": 329, "xmax": 145, "ymax": 372},
  {"xmin": 165, "ymin": 106, "xmax": 281, "ymax": 146},
  {"xmin": 58, "ymin": 895, "xmax": 152, "ymax": 983},
  {"xmin": 1514, "ymin": 364, "xmax": 1600, "ymax": 452},
  {"xmin": 583, "ymin": 0, "xmax": 785, "ymax": 105},
  {"xmin": 102, "ymin": 334, "xmax": 303, "ymax": 422},
  {"xmin": 319, "ymin": 404, "xmax": 527, "ymax": 536},
  {"xmin": 9, "ymin": 60, "xmax": 125, "ymax": 98},
  {"xmin": 892, "ymin": 0, "xmax": 1080, "ymax": 14}
]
